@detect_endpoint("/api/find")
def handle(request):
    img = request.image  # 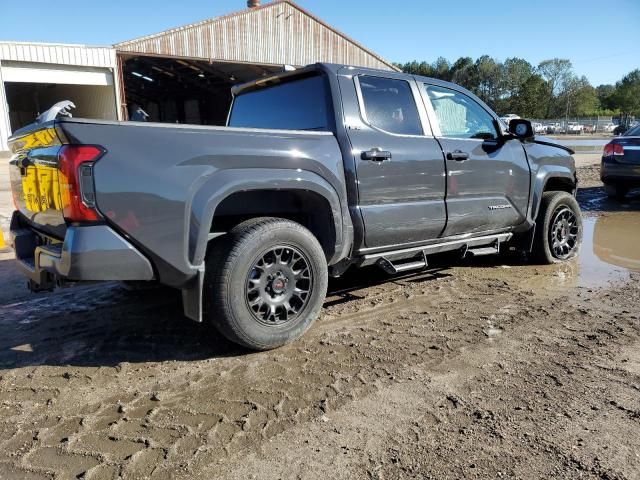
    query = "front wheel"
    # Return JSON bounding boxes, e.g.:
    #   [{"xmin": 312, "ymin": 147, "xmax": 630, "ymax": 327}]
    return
[
  {"xmin": 532, "ymin": 191, "xmax": 583, "ymax": 264},
  {"xmin": 204, "ymin": 217, "xmax": 328, "ymax": 350}
]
